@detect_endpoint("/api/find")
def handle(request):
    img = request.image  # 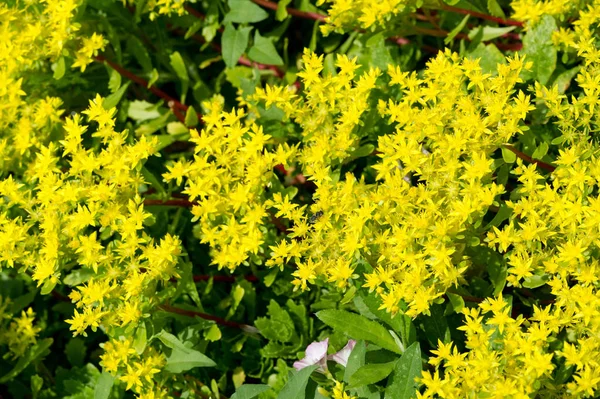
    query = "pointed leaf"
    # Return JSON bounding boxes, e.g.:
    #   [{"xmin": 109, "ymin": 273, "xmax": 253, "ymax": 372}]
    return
[
  {"xmin": 384, "ymin": 342, "xmax": 422, "ymax": 399},
  {"xmin": 316, "ymin": 310, "xmax": 401, "ymax": 354}
]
